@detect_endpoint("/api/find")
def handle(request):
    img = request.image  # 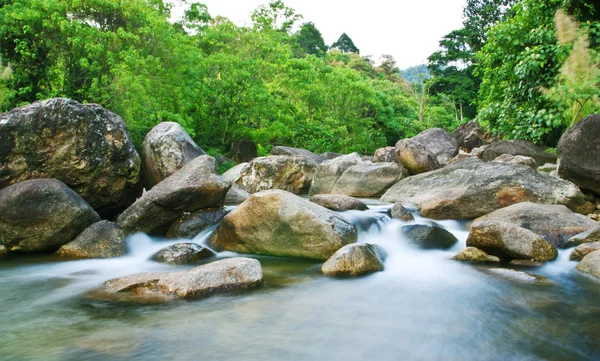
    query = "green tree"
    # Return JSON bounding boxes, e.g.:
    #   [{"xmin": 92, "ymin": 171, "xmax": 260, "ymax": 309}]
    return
[
  {"xmin": 292, "ymin": 22, "xmax": 328, "ymax": 58},
  {"xmin": 331, "ymin": 33, "xmax": 360, "ymax": 54}
]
